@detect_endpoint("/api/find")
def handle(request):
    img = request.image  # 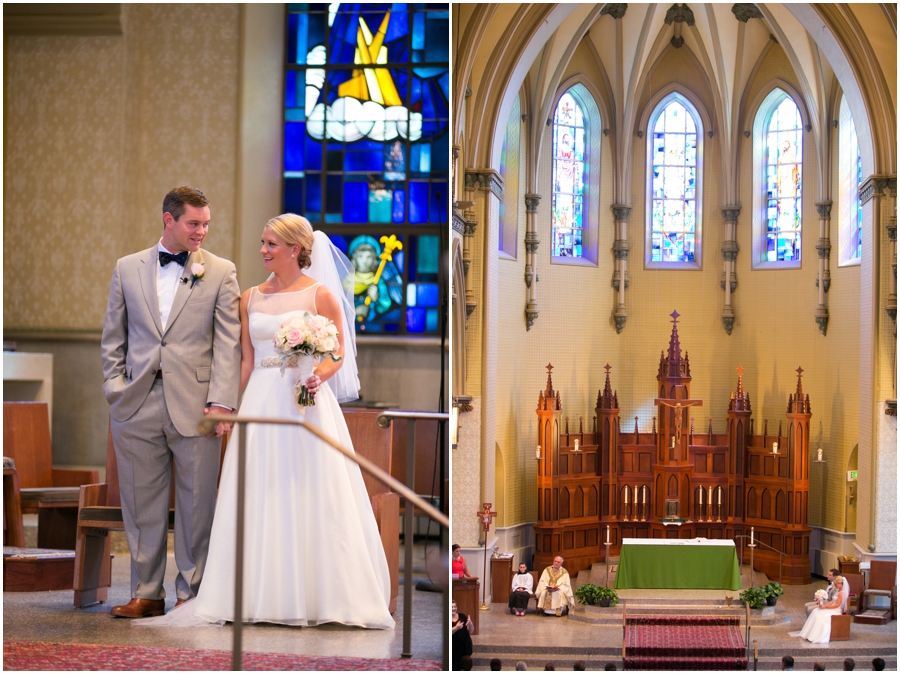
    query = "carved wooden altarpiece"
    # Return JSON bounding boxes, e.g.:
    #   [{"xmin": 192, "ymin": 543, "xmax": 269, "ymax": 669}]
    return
[{"xmin": 534, "ymin": 311, "xmax": 812, "ymax": 584}]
